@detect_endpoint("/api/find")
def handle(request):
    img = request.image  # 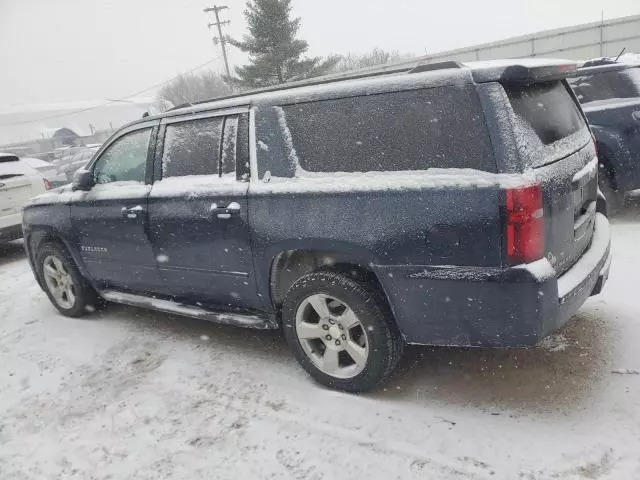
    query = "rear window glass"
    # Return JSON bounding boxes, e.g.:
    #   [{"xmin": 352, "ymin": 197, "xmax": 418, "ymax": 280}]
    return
[
  {"xmin": 162, "ymin": 117, "xmax": 223, "ymax": 178},
  {"xmin": 505, "ymin": 81, "xmax": 585, "ymax": 146},
  {"xmin": 569, "ymin": 68, "xmax": 640, "ymax": 103},
  {"xmin": 256, "ymin": 86, "xmax": 495, "ymax": 177}
]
